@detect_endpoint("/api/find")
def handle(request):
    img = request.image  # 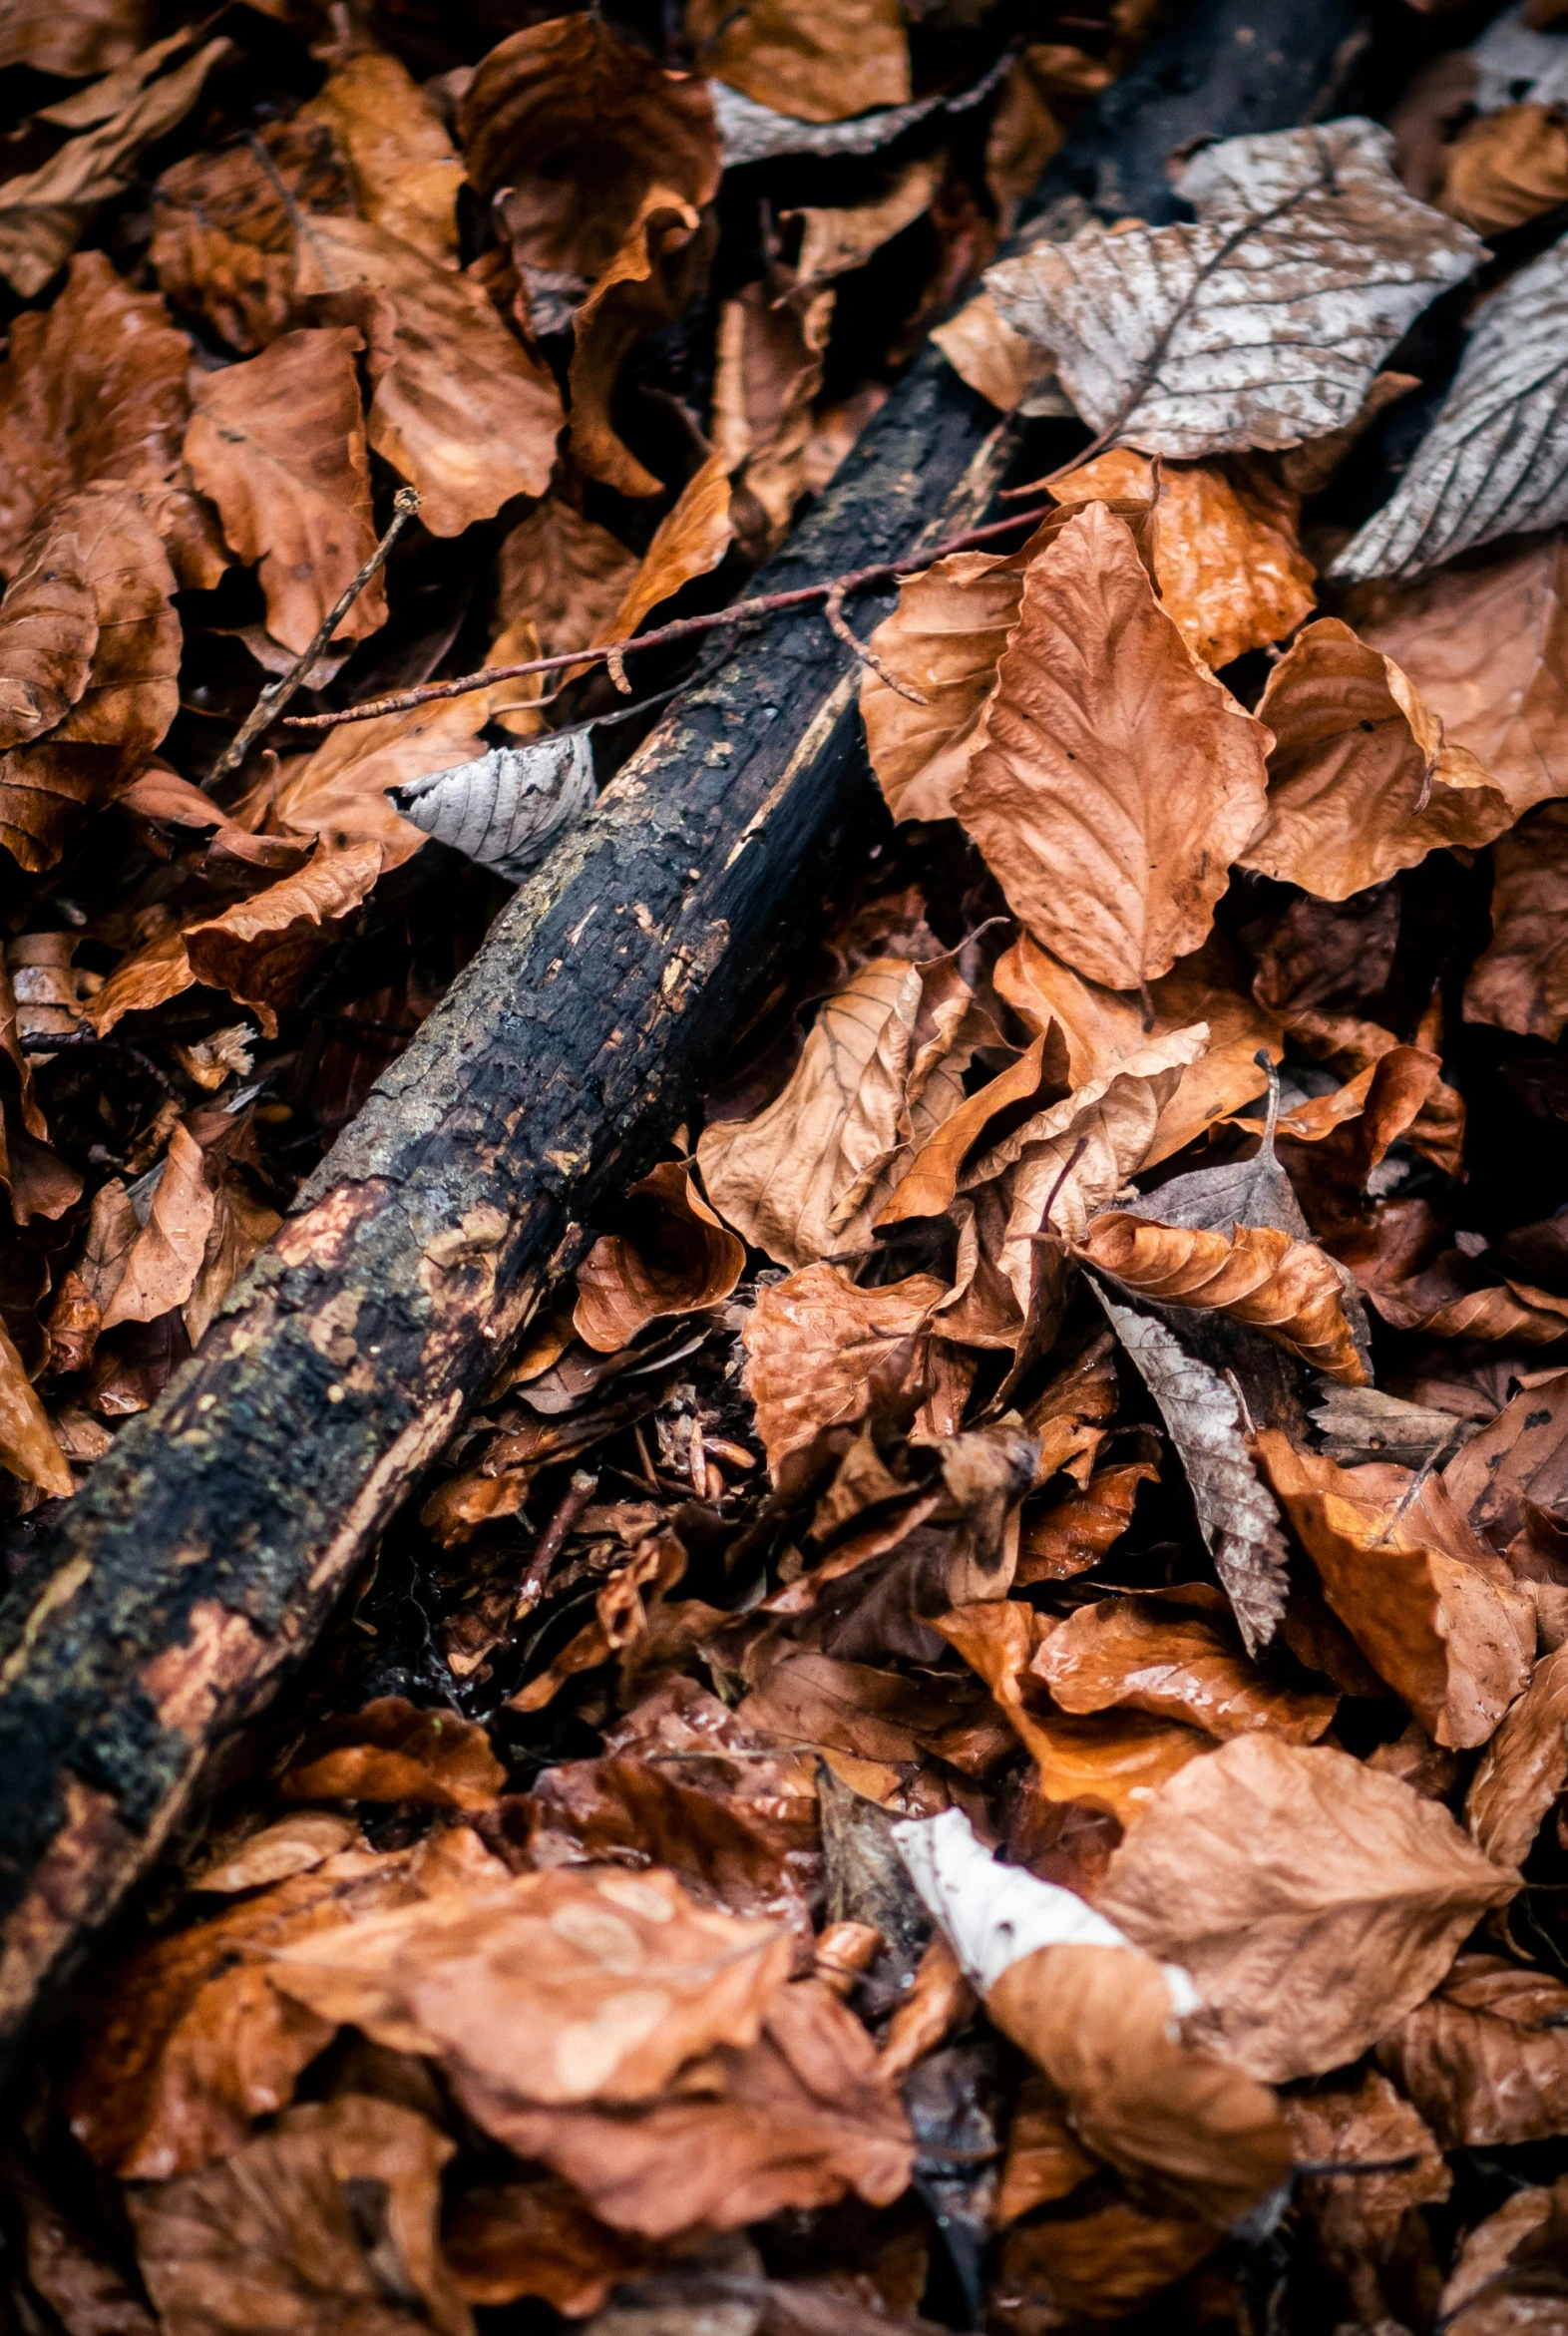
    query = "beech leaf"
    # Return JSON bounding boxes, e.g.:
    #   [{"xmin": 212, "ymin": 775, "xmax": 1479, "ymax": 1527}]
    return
[
  {"xmin": 1375, "ymin": 1952, "xmax": 1568, "ymax": 2147},
  {"xmin": 574, "ymin": 1159, "xmax": 746, "ymax": 1354},
  {"xmin": 689, "ymin": 0, "xmax": 911, "ymax": 125},
  {"xmin": 1465, "ymin": 798, "xmax": 1568, "ymax": 1042},
  {"xmin": 390, "ymin": 732, "xmax": 596, "ymax": 883}
]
